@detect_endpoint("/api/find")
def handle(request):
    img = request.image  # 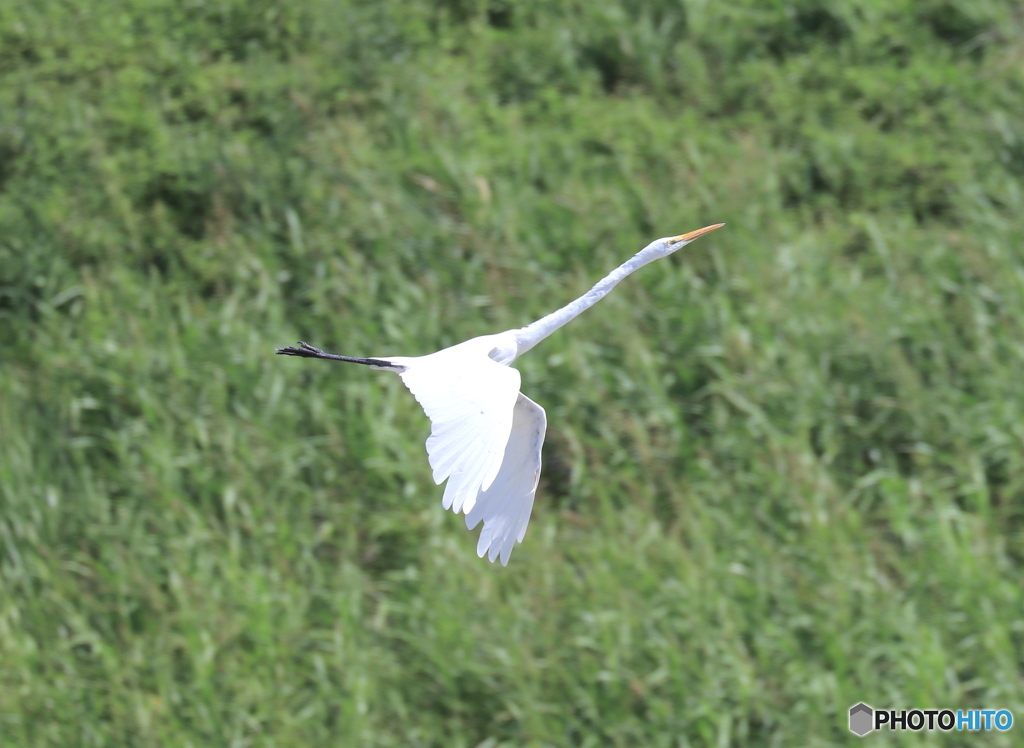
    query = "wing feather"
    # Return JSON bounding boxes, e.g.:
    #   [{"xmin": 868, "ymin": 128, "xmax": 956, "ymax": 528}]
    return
[
  {"xmin": 398, "ymin": 352, "xmax": 521, "ymax": 513},
  {"xmin": 464, "ymin": 393, "xmax": 547, "ymax": 566}
]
